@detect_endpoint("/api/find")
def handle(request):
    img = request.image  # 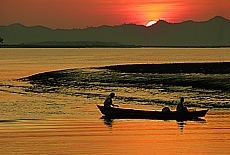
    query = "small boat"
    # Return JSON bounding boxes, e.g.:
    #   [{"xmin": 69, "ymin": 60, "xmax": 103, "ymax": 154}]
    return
[{"xmin": 97, "ymin": 105, "xmax": 209, "ymax": 121}]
